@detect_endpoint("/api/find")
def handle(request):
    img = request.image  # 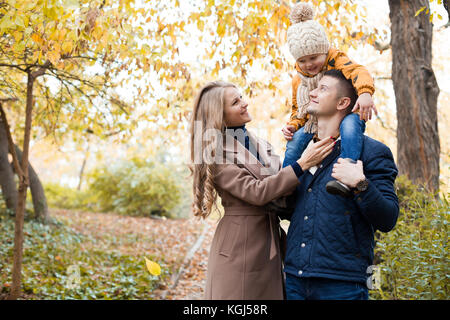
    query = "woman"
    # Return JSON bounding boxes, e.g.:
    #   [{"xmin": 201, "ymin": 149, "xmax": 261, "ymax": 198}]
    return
[{"xmin": 190, "ymin": 81, "xmax": 334, "ymax": 300}]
